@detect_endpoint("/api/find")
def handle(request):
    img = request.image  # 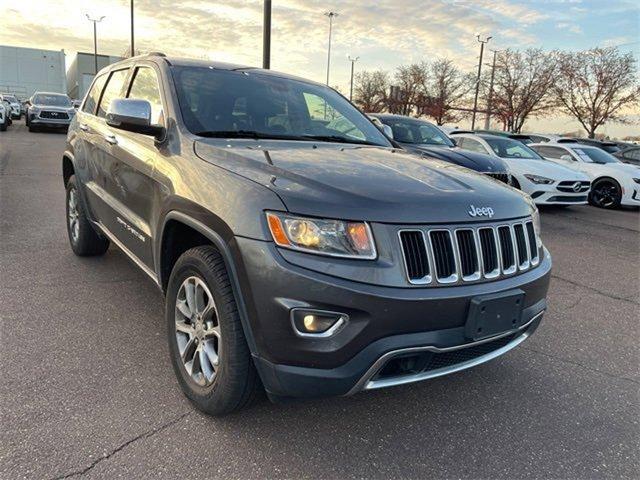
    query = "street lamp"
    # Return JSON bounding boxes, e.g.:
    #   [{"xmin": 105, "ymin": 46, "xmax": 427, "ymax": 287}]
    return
[
  {"xmin": 85, "ymin": 14, "xmax": 105, "ymax": 75},
  {"xmin": 484, "ymin": 49, "xmax": 502, "ymax": 130},
  {"xmin": 348, "ymin": 55, "xmax": 359, "ymax": 101},
  {"xmin": 471, "ymin": 34, "xmax": 492, "ymax": 130},
  {"xmin": 324, "ymin": 11, "xmax": 339, "ymax": 85}
]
